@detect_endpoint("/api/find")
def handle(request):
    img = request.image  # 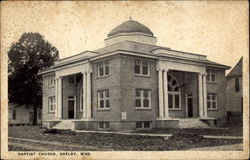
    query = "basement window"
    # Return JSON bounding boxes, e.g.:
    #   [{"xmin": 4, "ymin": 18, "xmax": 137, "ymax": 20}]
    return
[
  {"xmin": 98, "ymin": 122, "xmax": 109, "ymax": 129},
  {"xmin": 136, "ymin": 122, "xmax": 151, "ymax": 129}
]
